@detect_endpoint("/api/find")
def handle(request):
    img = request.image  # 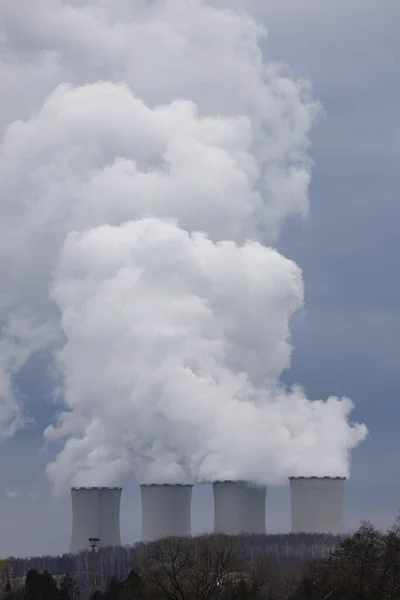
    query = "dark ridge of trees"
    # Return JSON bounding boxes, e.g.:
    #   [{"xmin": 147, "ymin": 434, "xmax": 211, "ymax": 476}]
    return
[
  {"xmin": 3, "ymin": 521, "xmax": 400, "ymax": 599},
  {"xmin": 1, "ymin": 570, "xmax": 80, "ymax": 600}
]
